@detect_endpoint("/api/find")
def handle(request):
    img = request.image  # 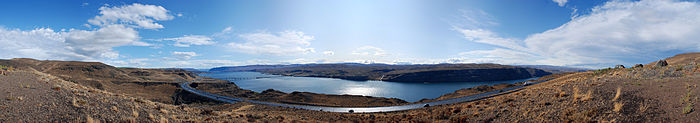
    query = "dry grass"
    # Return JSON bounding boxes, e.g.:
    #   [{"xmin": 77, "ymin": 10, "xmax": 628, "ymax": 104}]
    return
[
  {"xmin": 573, "ymin": 88, "xmax": 581, "ymax": 100},
  {"xmin": 612, "ymin": 87, "xmax": 621, "ymax": 101},
  {"xmin": 86, "ymin": 115, "xmax": 96, "ymax": 123},
  {"xmin": 148, "ymin": 113, "xmax": 156, "ymax": 121},
  {"xmin": 5, "ymin": 93, "xmax": 21, "ymax": 101},
  {"xmin": 614, "ymin": 102, "xmax": 624, "ymax": 112},
  {"xmin": 581, "ymin": 90, "xmax": 593, "ymax": 101},
  {"xmin": 573, "ymin": 88, "xmax": 593, "ymax": 101},
  {"xmin": 72, "ymin": 97, "xmax": 87, "ymax": 107},
  {"xmin": 131, "ymin": 110, "xmax": 139, "ymax": 117},
  {"xmin": 159, "ymin": 116, "xmax": 169, "ymax": 123},
  {"xmin": 111, "ymin": 106, "xmax": 118, "ymax": 112},
  {"xmin": 638, "ymin": 102, "xmax": 649, "ymax": 113}
]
